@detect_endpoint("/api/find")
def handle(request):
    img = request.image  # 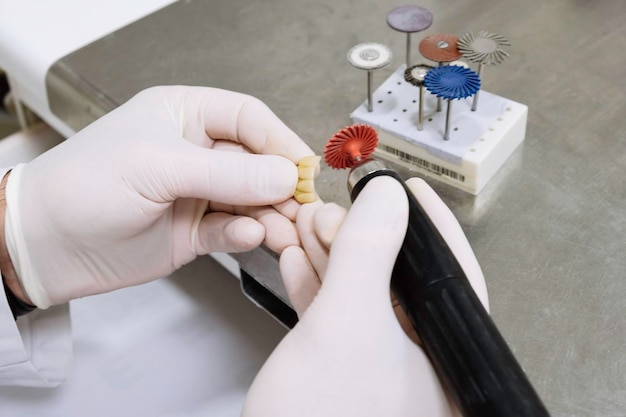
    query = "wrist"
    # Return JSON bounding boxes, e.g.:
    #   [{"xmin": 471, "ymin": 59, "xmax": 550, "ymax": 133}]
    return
[
  {"xmin": 2, "ymin": 274, "xmax": 33, "ymax": 306},
  {"xmin": 0, "ymin": 171, "xmax": 34, "ymax": 306}
]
